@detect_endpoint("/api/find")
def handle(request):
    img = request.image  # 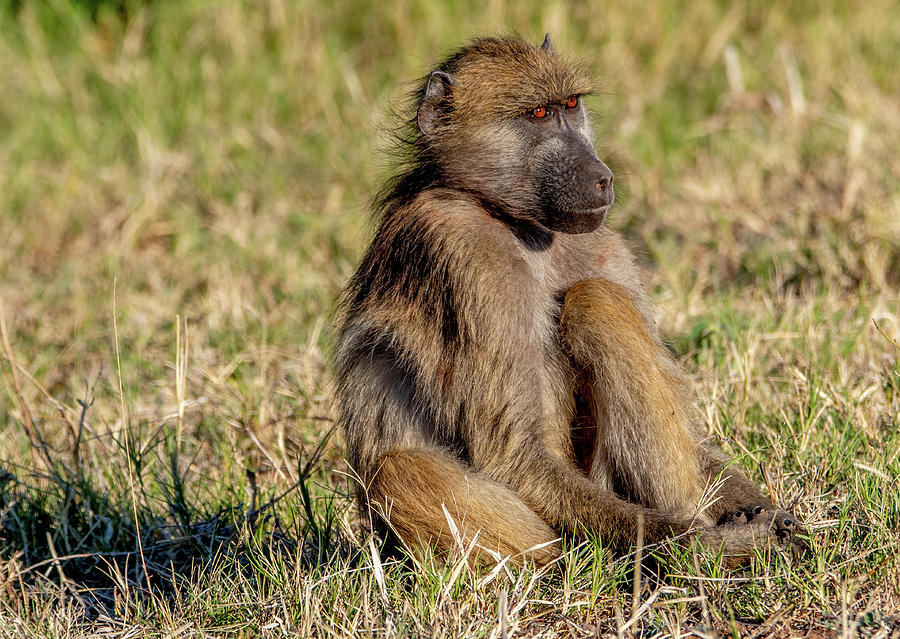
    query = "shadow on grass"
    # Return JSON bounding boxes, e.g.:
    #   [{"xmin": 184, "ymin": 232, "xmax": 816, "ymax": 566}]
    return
[{"xmin": 0, "ymin": 423, "xmax": 352, "ymax": 619}]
